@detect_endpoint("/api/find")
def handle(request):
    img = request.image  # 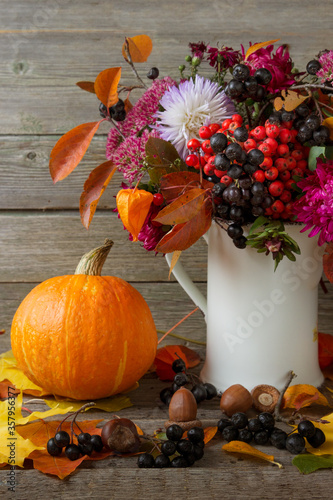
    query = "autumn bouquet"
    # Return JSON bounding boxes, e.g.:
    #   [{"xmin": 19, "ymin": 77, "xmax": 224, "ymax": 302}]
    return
[{"xmin": 49, "ymin": 35, "xmax": 333, "ymax": 271}]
